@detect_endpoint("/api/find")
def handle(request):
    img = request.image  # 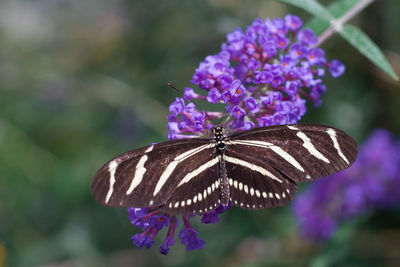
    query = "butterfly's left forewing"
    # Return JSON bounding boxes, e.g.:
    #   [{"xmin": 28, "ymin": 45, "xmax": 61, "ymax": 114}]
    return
[{"xmin": 91, "ymin": 138, "xmax": 212, "ymax": 209}]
